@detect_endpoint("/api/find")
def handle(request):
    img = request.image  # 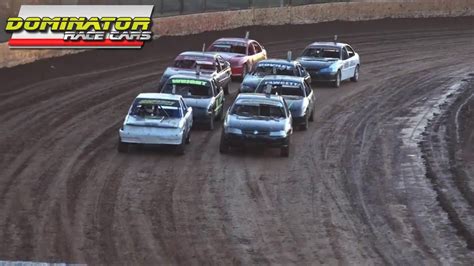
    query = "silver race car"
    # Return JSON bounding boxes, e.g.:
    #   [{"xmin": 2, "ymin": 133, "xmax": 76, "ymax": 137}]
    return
[{"xmin": 118, "ymin": 93, "xmax": 193, "ymax": 155}]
